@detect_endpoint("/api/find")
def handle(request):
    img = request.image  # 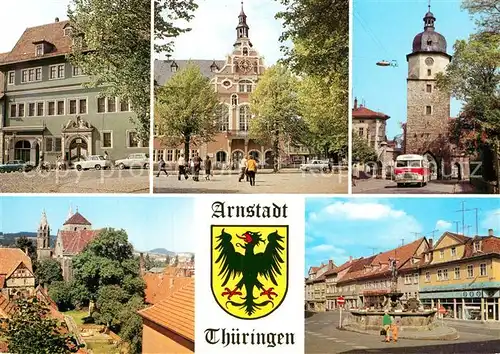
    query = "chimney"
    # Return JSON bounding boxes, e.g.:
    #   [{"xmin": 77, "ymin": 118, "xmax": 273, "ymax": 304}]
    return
[
  {"xmin": 139, "ymin": 252, "xmax": 145, "ymax": 276},
  {"xmin": 428, "ymin": 238, "xmax": 433, "ymax": 249},
  {"xmin": 55, "ymin": 17, "xmax": 60, "ymax": 23},
  {"xmin": 328, "ymin": 259, "xmax": 333, "ymax": 268},
  {"xmin": 354, "ymin": 97, "xmax": 358, "ymax": 109},
  {"xmin": 24, "ymin": 247, "xmax": 29, "ymax": 255},
  {"xmin": 349, "ymin": 256, "xmax": 353, "ymax": 263},
  {"xmin": 488, "ymin": 229, "xmax": 494, "ymax": 236}
]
